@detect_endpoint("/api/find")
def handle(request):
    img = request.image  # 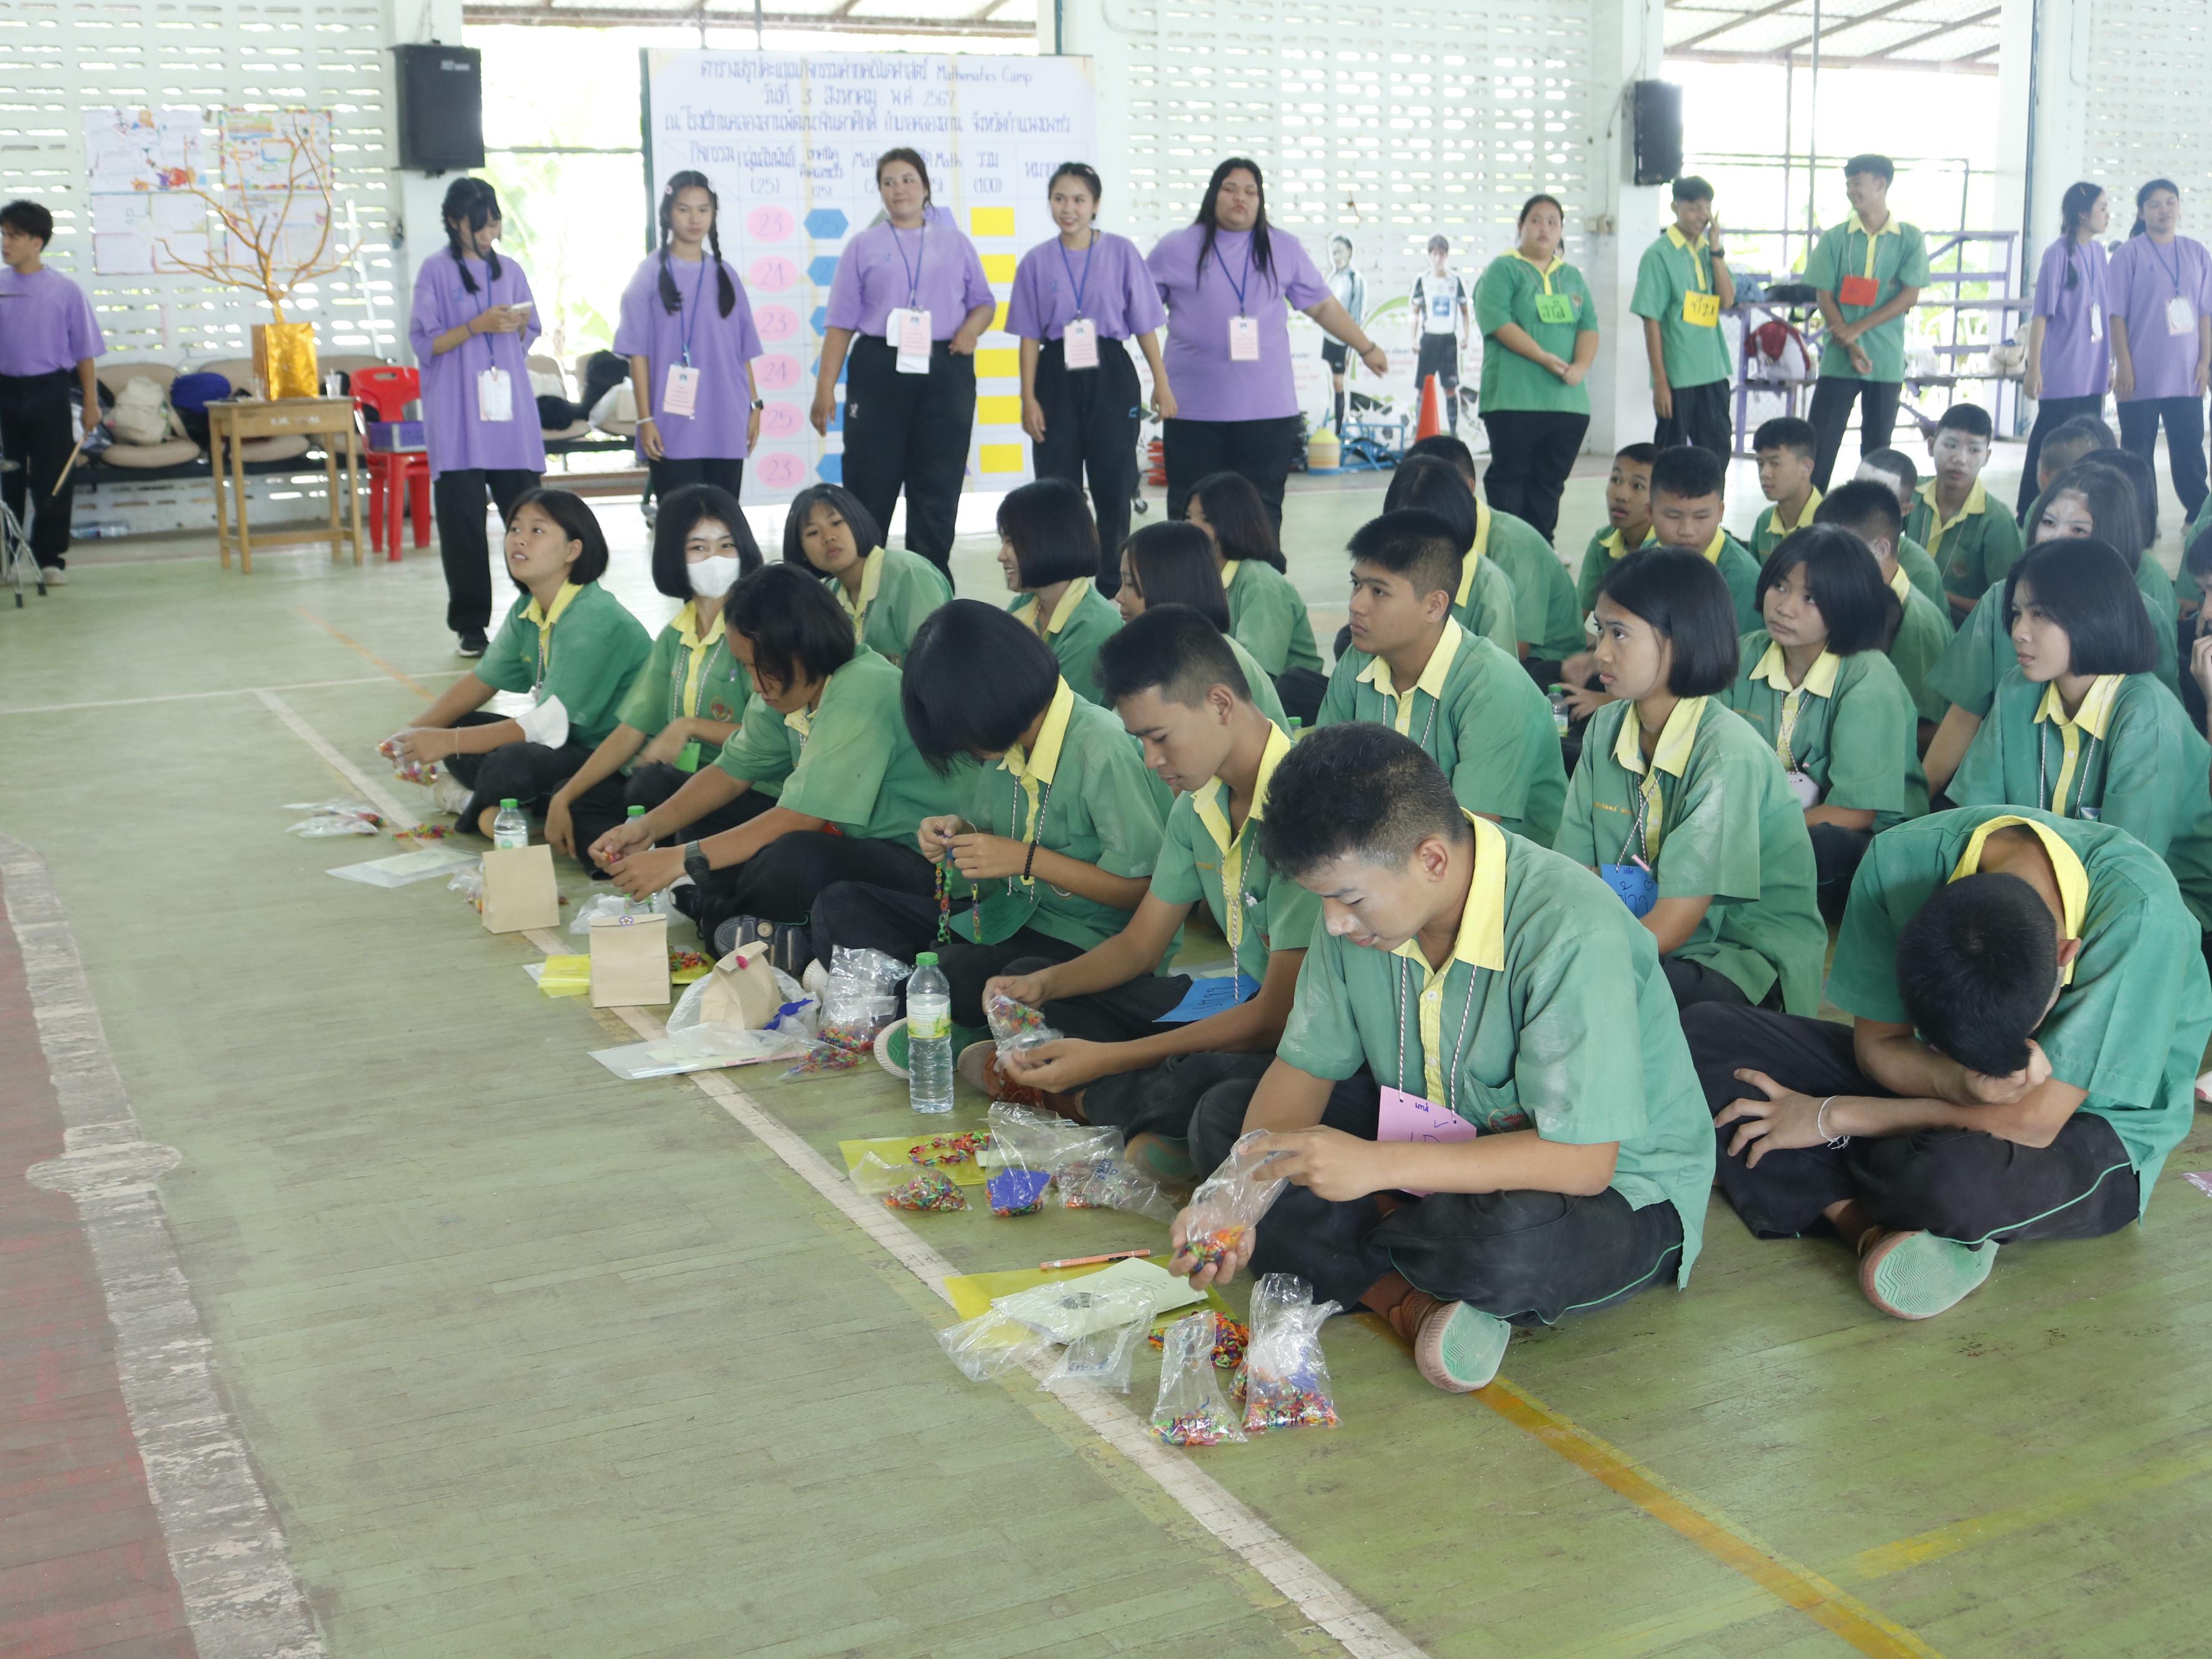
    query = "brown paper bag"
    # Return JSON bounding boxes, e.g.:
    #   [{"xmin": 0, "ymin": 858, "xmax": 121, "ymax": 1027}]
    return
[
  {"xmin": 480, "ymin": 843, "xmax": 559, "ymax": 934},
  {"xmin": 698, "ymin": 945, "xmax": 782, "ymax": 1029},
  {"xmin": 590, "ymin": 913, "xmax": 671, "ymax": 1007}
]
